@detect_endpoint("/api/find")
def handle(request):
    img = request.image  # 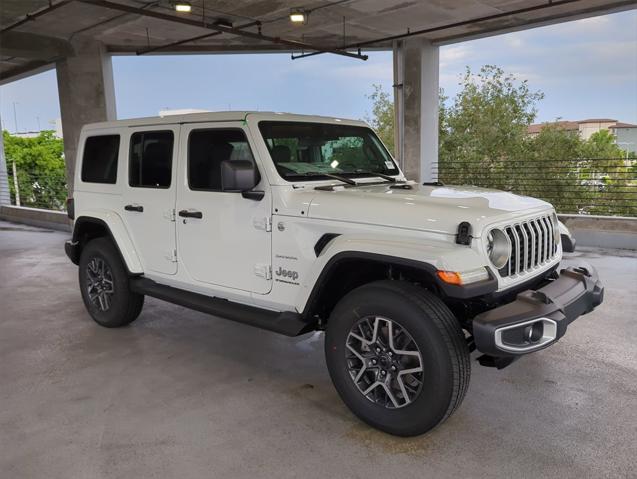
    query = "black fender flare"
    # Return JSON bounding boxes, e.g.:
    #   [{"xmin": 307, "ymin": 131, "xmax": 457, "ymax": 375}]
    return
[
  {"xmin": 301, "ymin": 251, "xmax": 497, "ymax": 320},
  {"xmin": 67, "ymin": 217, "xmax": 138, "ymax": 275}
]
